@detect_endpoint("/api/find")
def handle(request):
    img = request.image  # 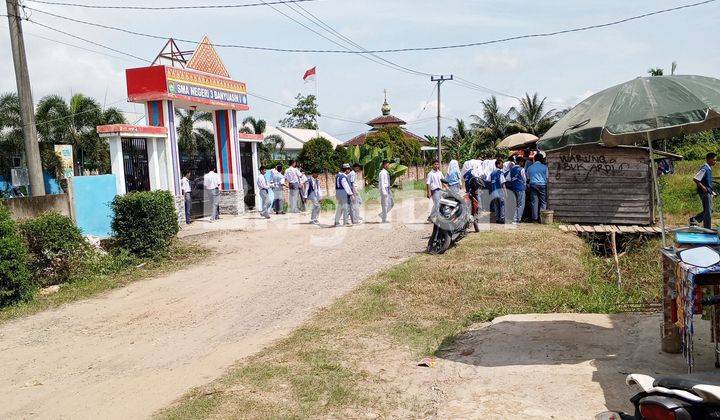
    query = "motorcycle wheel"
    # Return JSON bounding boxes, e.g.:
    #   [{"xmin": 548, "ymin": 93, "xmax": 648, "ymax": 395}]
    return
[{"xmin": 427, "ymin": 227, "xmax": 452, "ymax": 255}]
